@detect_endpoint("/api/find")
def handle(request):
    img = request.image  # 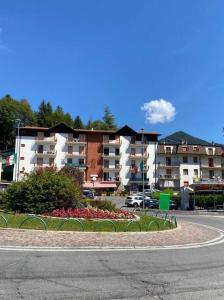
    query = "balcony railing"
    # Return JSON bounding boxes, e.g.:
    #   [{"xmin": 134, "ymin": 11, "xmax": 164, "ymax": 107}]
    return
[
  {"xmin": 159, "ymin": 175, "xmax": 179, "ymax": 180},
  {"xmin": 64, "ymin": 163, "xmax": 87, "ymax": 169},
  {"xmin": 159, "ymin": 162, "xmax": 179, "ymax": 167},
  {"xmin": 102, "ymin": 153, "xmax": 121, "ymax": 158},
  {"xmin": 130, "ymin": 153, "xmax": 148, "ymax": 159},
  {"xmin": 35, "ymin": 137, "xmax": 57, "ymax": 143},
  {"xmin": 35, "ymin": 150, "xmax": 57, "ymax": 157},
  {"xmin": 66, "ymin": 138, "xmax": 86, "ymax": 144},
  {"xmin": 66, "ymin": 152, "xmax": 86, "ymax": 157},
  {"xmin": 201, "ymin": 164, "xmax": 220, "ymax": 169},
  {"xmin": 102, "ymin": 140, "xmax": 120, "ymax": 145},
  {"xmin": 102, "ymin": 165, "xmax": 121, "ymax": 171}
]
